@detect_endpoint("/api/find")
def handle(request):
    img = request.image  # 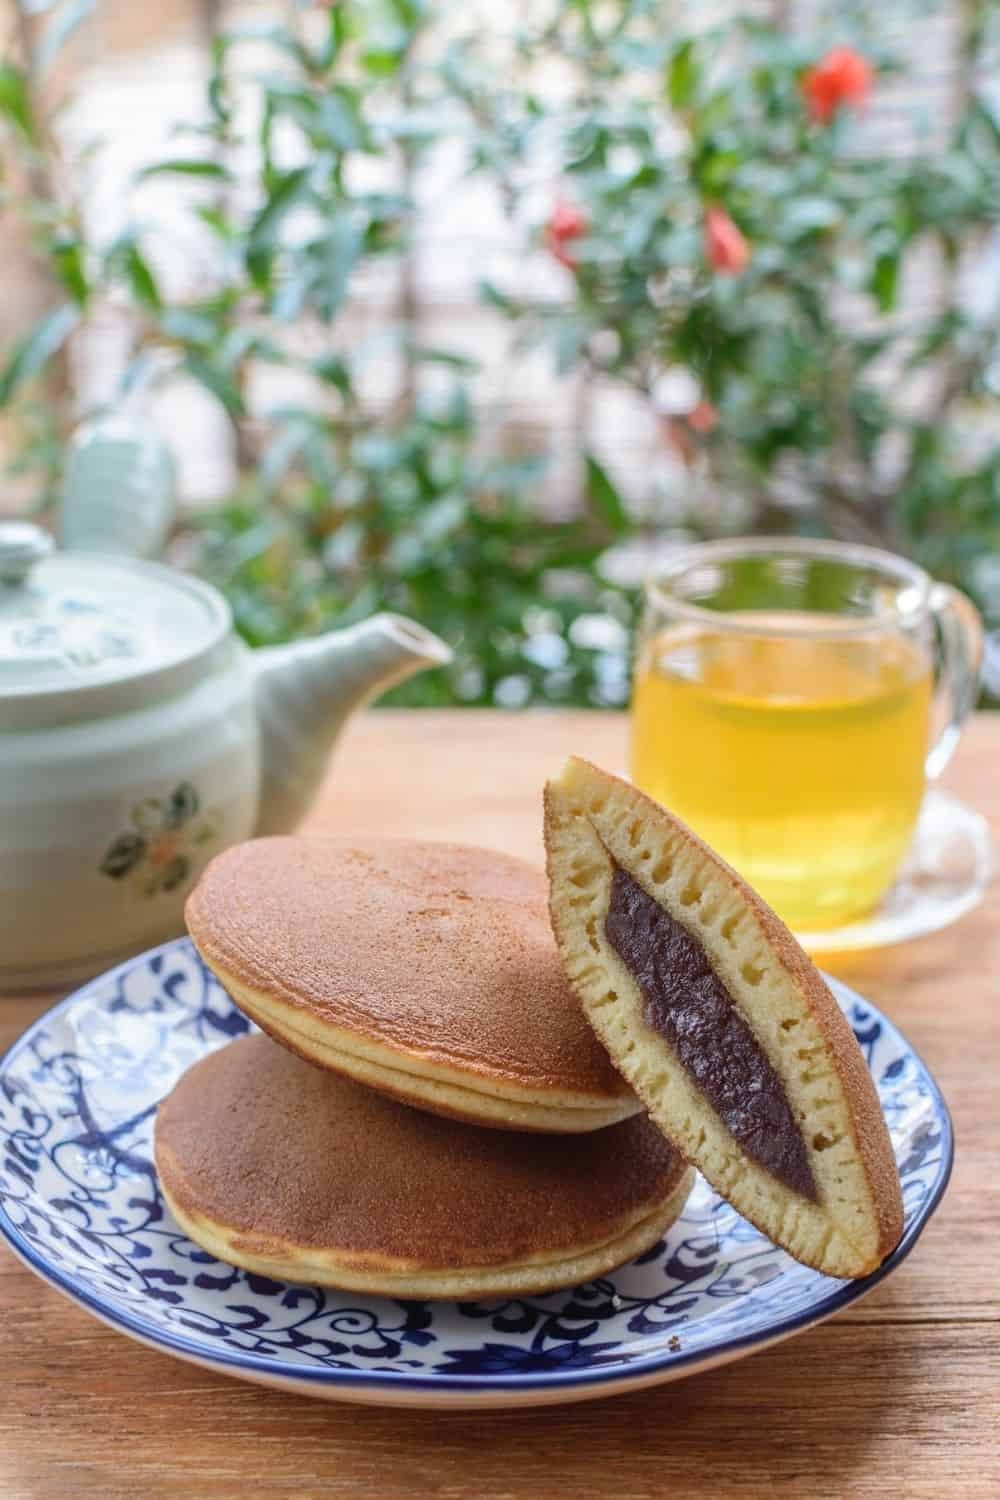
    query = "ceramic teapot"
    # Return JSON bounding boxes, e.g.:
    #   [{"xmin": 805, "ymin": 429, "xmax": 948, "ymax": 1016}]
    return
[{"xmin": 0, "ymin": 522, "xmax": 452, "ymax": 990}]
